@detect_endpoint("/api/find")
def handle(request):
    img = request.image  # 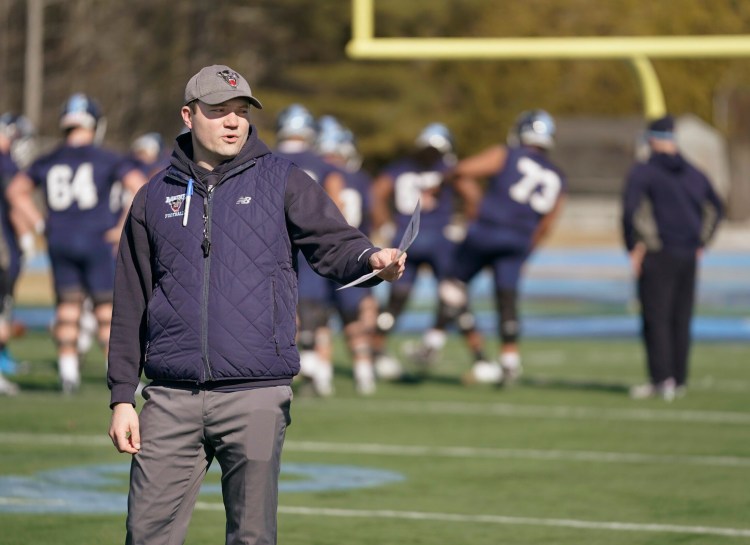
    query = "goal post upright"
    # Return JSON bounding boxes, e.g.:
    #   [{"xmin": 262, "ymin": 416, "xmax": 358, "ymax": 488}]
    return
[{"xmin": 346, "ymin": 0, "xmax": 750, "ymax": 119}]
